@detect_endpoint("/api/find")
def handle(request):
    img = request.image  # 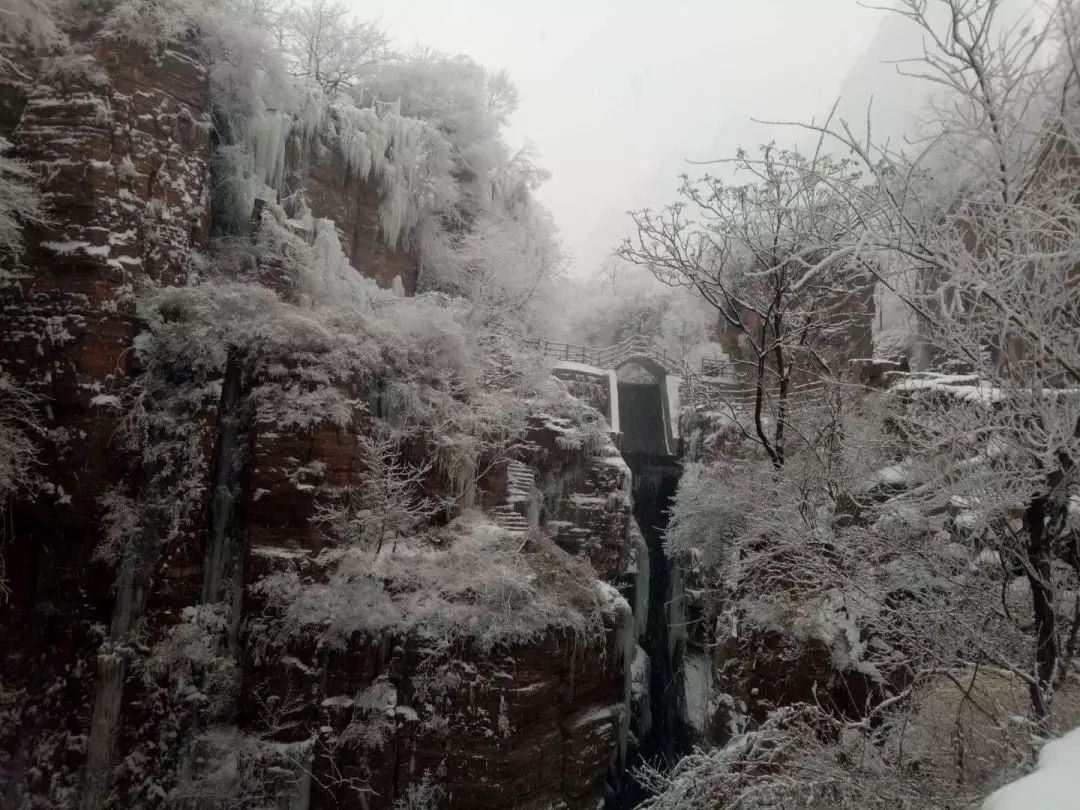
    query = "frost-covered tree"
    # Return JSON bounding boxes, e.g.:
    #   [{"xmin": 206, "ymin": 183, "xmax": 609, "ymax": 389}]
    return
[
  {"xmin": 785, "ymin": 0, "xmax": 1080, "ymax": 719},
  {"xmin": 0, "ymin": 137, "xmax": 44, "ymax": 597},
  {"xmin": 567, "ymin": 260, "xmax": 672, "ymax": 346},
  {"xmin": 359, "ymin": 52, "xmax": 520, "ymax": 206},
  {"xmin": 651, "ymin": 3, "xmax": 1080, "ymax": 807},
  {"xmin": 0, "ymin": 0, "xmax": 65, "ymax": 52},
  {"xmin": 102, "ymin": 0, "xmax": 209, "ymax": 50},
  {"xmin": 420, "ymin": 201, "xmax": 566, "ymax": 336},
  {"xmin": 563, "ymin": 258, "xmax": 714, "ymax": 360},
  {"xmin": 619, "ymin": 146, "xmax": 870, "ymax": 469},
  {"xmin": 279, "ymin": 0, "xmax": 388, "ymax": 94},
  {"xmin": 313, "ymin": 428, "xmax": 436, "ymax": 555},
  {"xmin": 0, "ymin": 374, "xmax": 40, "ymax": 511}
]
